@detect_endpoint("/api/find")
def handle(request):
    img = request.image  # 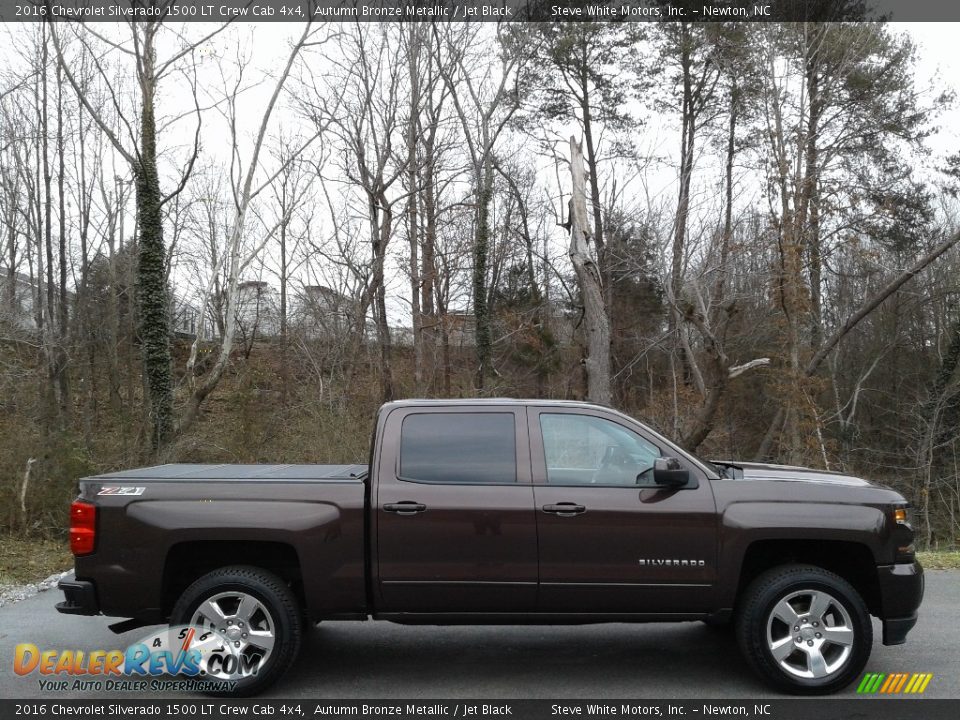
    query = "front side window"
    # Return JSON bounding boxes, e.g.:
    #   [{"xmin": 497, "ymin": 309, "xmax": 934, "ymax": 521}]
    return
[
  {"xmin": 540, "ymin": 413, "xmax": 660, "ymax": 486},
  {"xmin": 399, "ymin": 412, "xmax": 517, "ymax": 484}
]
